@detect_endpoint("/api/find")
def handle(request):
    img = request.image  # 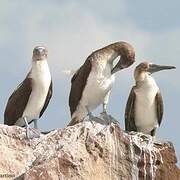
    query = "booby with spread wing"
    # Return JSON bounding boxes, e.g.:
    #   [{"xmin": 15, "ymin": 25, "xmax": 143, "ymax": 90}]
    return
[{"xmin": 4, "ymin": 46, "xmax": 52, "ymax": 139}]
